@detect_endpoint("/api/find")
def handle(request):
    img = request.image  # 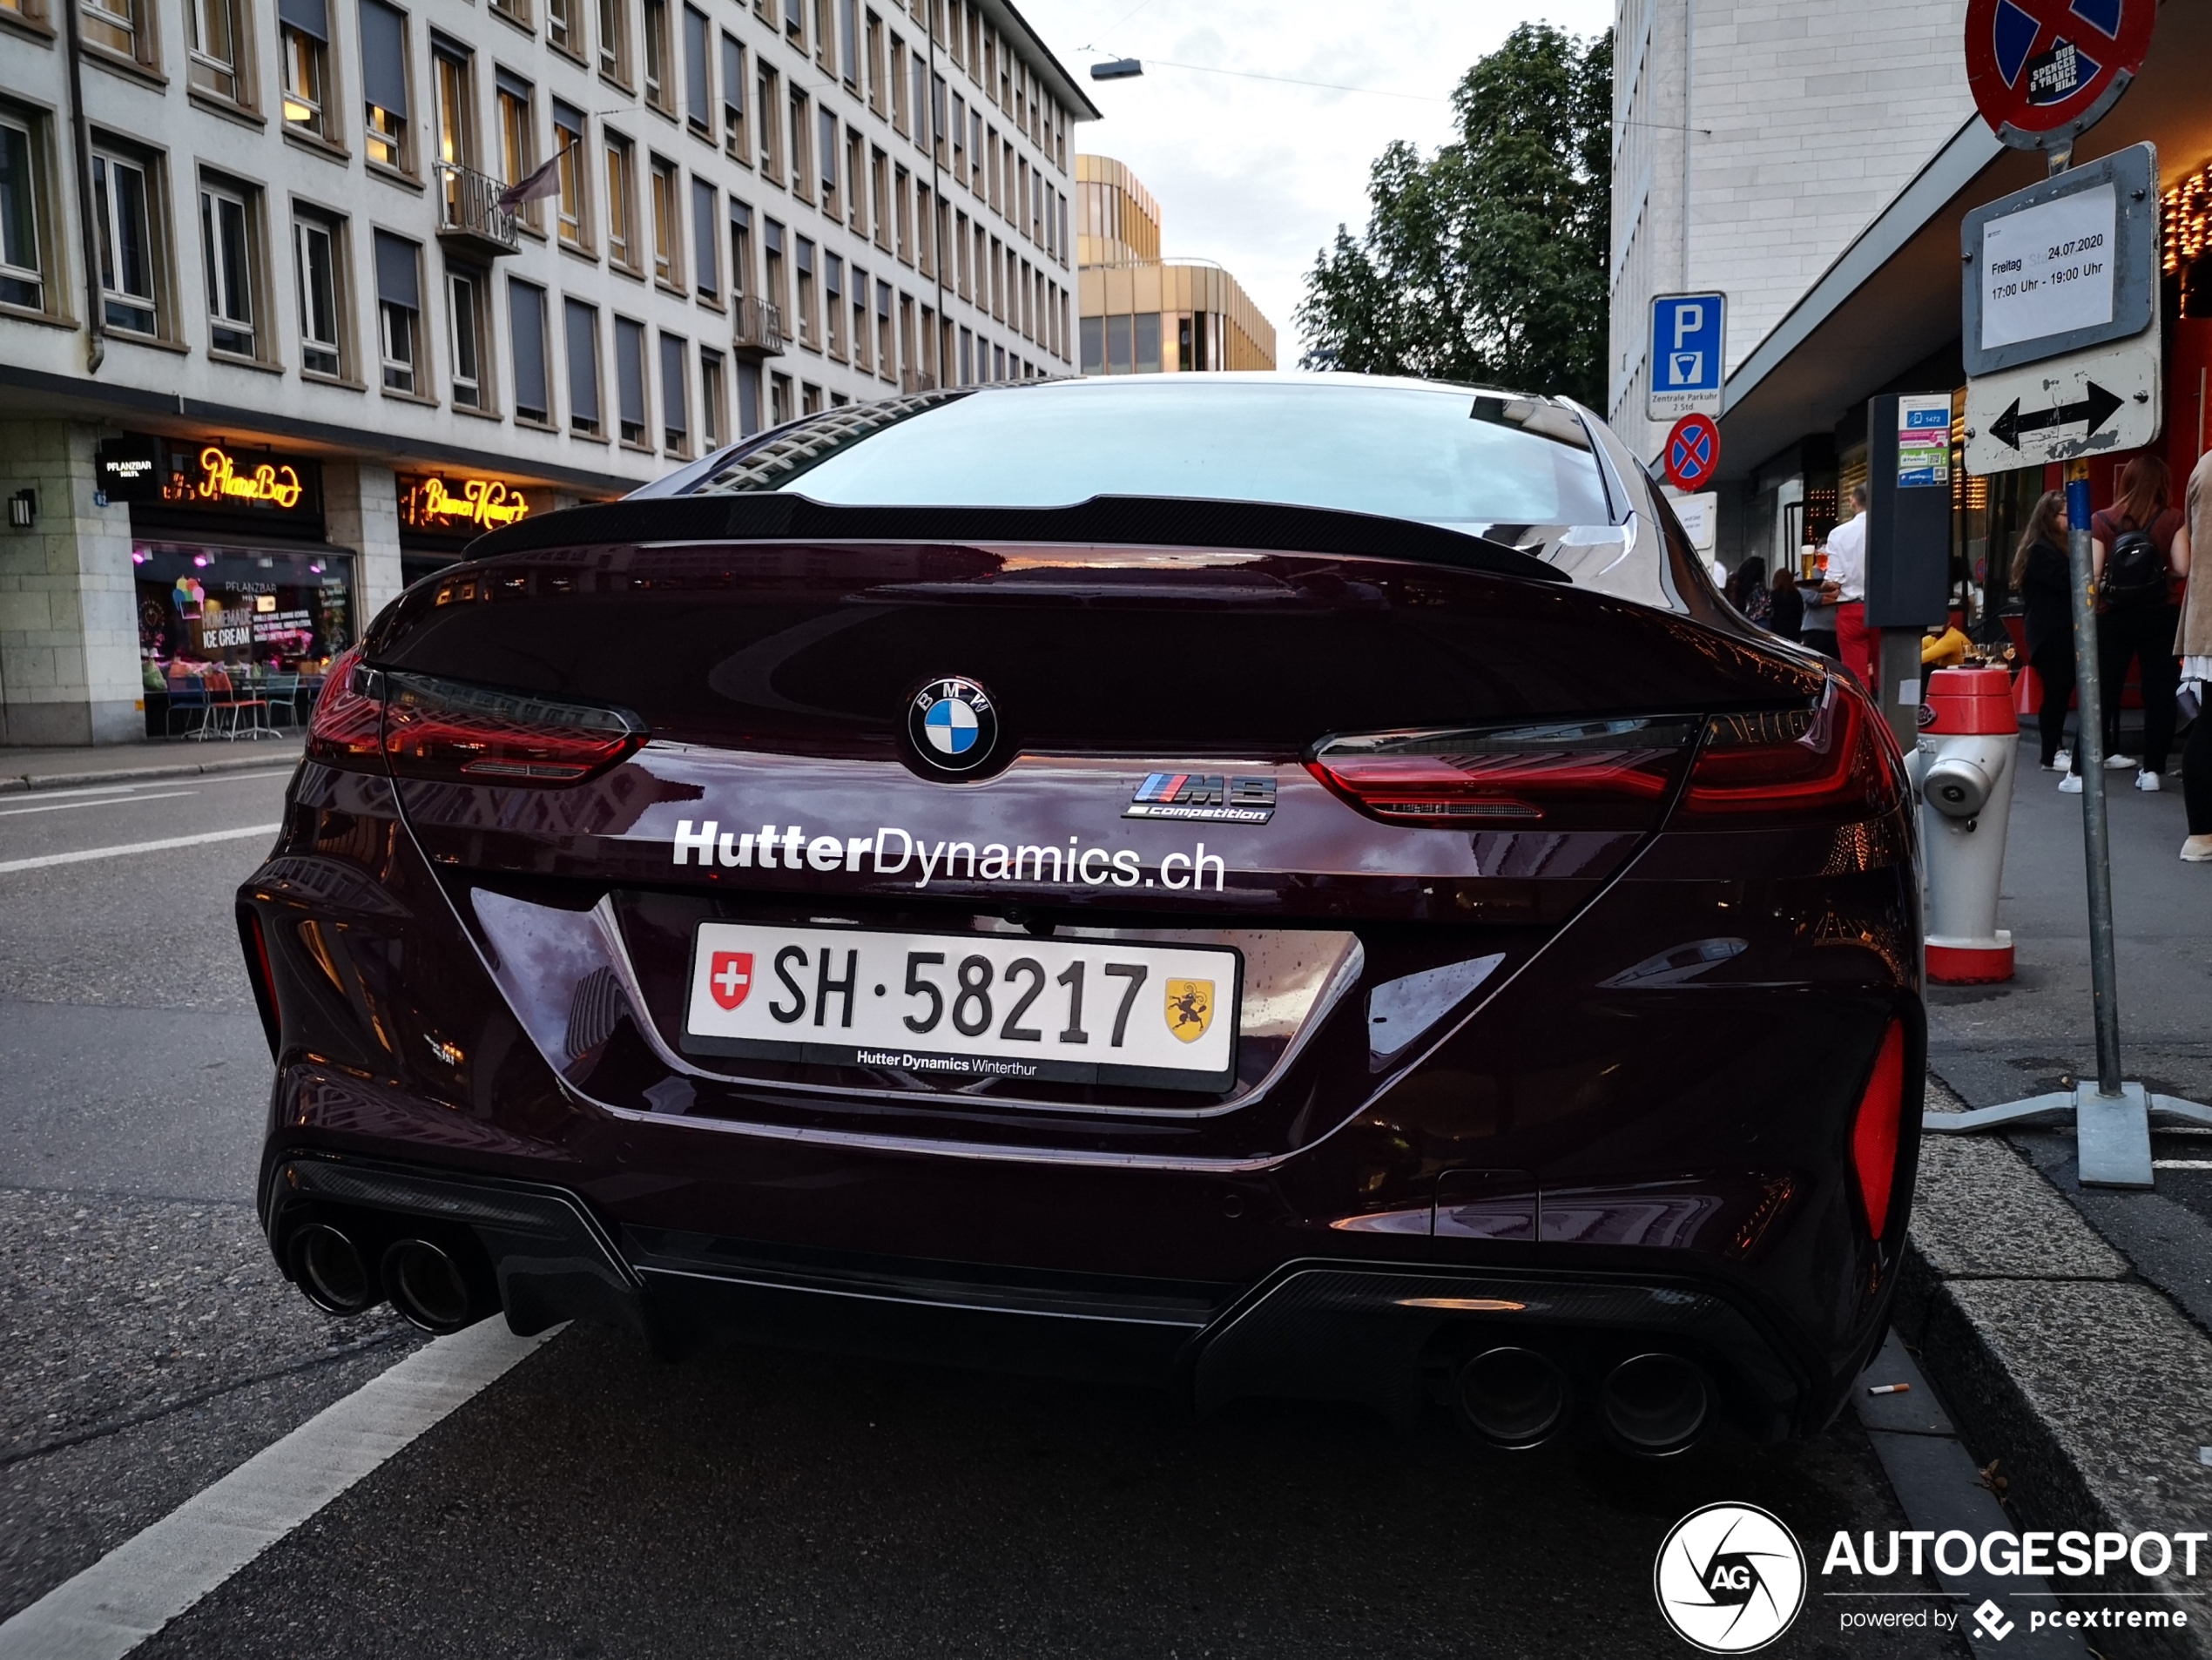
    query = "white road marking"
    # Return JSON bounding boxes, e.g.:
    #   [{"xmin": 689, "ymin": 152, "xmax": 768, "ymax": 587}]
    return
[
  {"xmin": 0, "ymin": 824, "xmax": 281, "ymax": 874},
  {"xmin": 0, "ymin": 1320, "xmax": 557, "ymax": 1660},
  {"xmin": 0, "ymin": 791, "xmax": 197, "ymax": 818},
  {"xmin": 2152, "ymin": 1159, "xmax": 2212, "ymax": 1170}
]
